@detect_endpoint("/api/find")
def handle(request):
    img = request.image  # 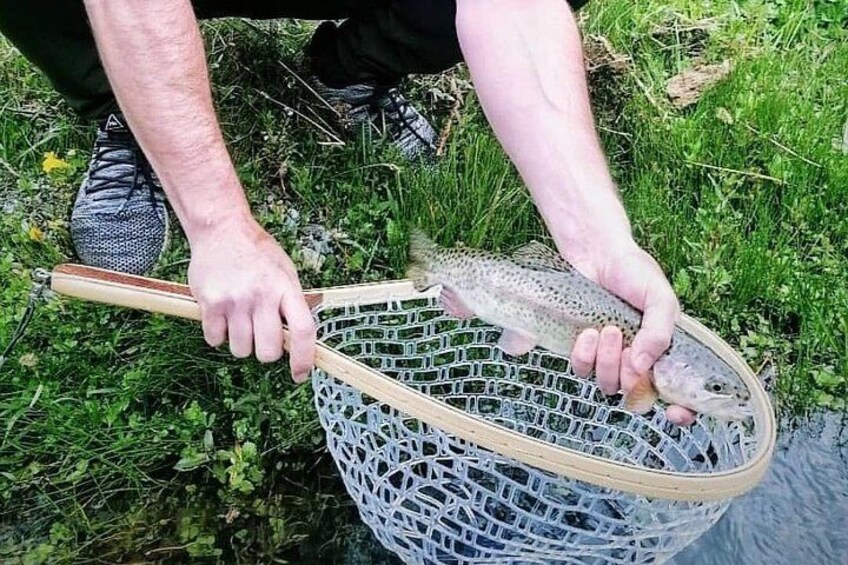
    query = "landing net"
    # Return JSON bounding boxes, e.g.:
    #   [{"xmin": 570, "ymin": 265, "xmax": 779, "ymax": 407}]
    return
[{"xmin": 311, "ymin": 294, "xmax": 766, "ymax": 564}]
